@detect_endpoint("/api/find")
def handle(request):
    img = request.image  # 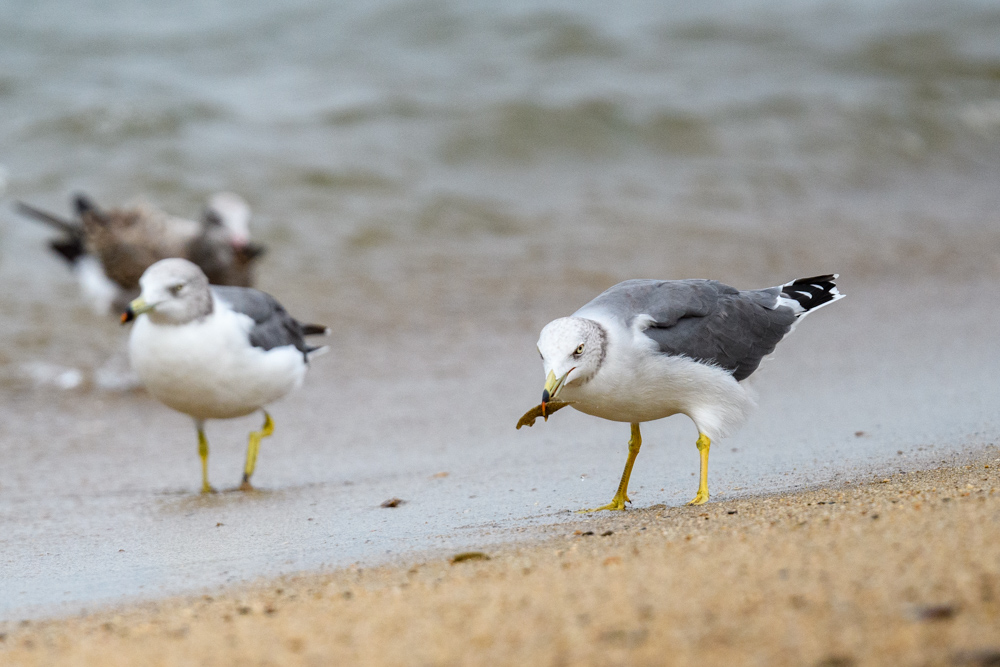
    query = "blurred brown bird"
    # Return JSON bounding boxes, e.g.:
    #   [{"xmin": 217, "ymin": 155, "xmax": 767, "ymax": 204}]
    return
[{"xmin": 15, "ymin": 192, "xmax": 267, "ymax": 315}]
